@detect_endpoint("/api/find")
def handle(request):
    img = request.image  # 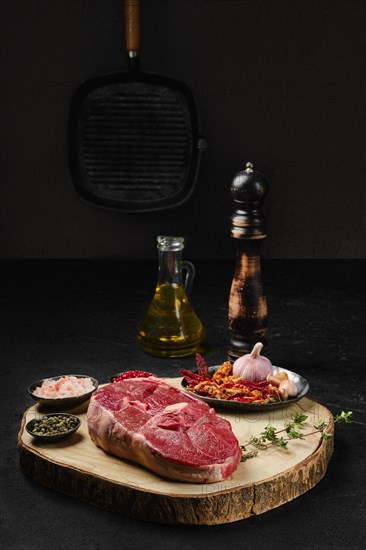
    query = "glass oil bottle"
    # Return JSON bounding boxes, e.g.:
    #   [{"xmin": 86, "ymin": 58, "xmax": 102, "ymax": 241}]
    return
[{"xmin": 136, "ymin": 236, "xmax": 204, "ymax": 357}]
